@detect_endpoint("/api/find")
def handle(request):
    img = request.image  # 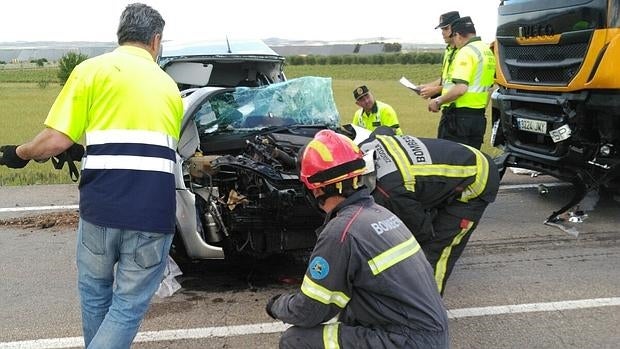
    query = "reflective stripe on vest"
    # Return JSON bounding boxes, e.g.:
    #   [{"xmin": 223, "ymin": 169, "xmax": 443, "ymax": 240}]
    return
[
  {"xmin": 377, "ymin": 135, "xmax": 418, "ymax": 191},
  {"xmin": 458, "ymin": 144, "xmax": 490, "ymax": 203},
  {"xmin": 83, "ymin": 129, "xmax": 177, "ymax": 174},
  {"xmin": 323, "ymin": 323, "xmax": 340, "ymax": 349},
  {"xmin": 301, "ymin": 275, "xmax": 350, "ymax": 308},
  {"xmin": 435, "ymin": 219, "xmax": 474, "ymax": 293},
  {"xmin": 377, "ymin": 135, "xmax": 484, "ymax": 195},
  {"xmin": 368, "ymin": 236, "xmax": 421, "ymax": 276},
  {"xmin": 441, "ymin": 46, "xmax": 458, "ymax": 87}
]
